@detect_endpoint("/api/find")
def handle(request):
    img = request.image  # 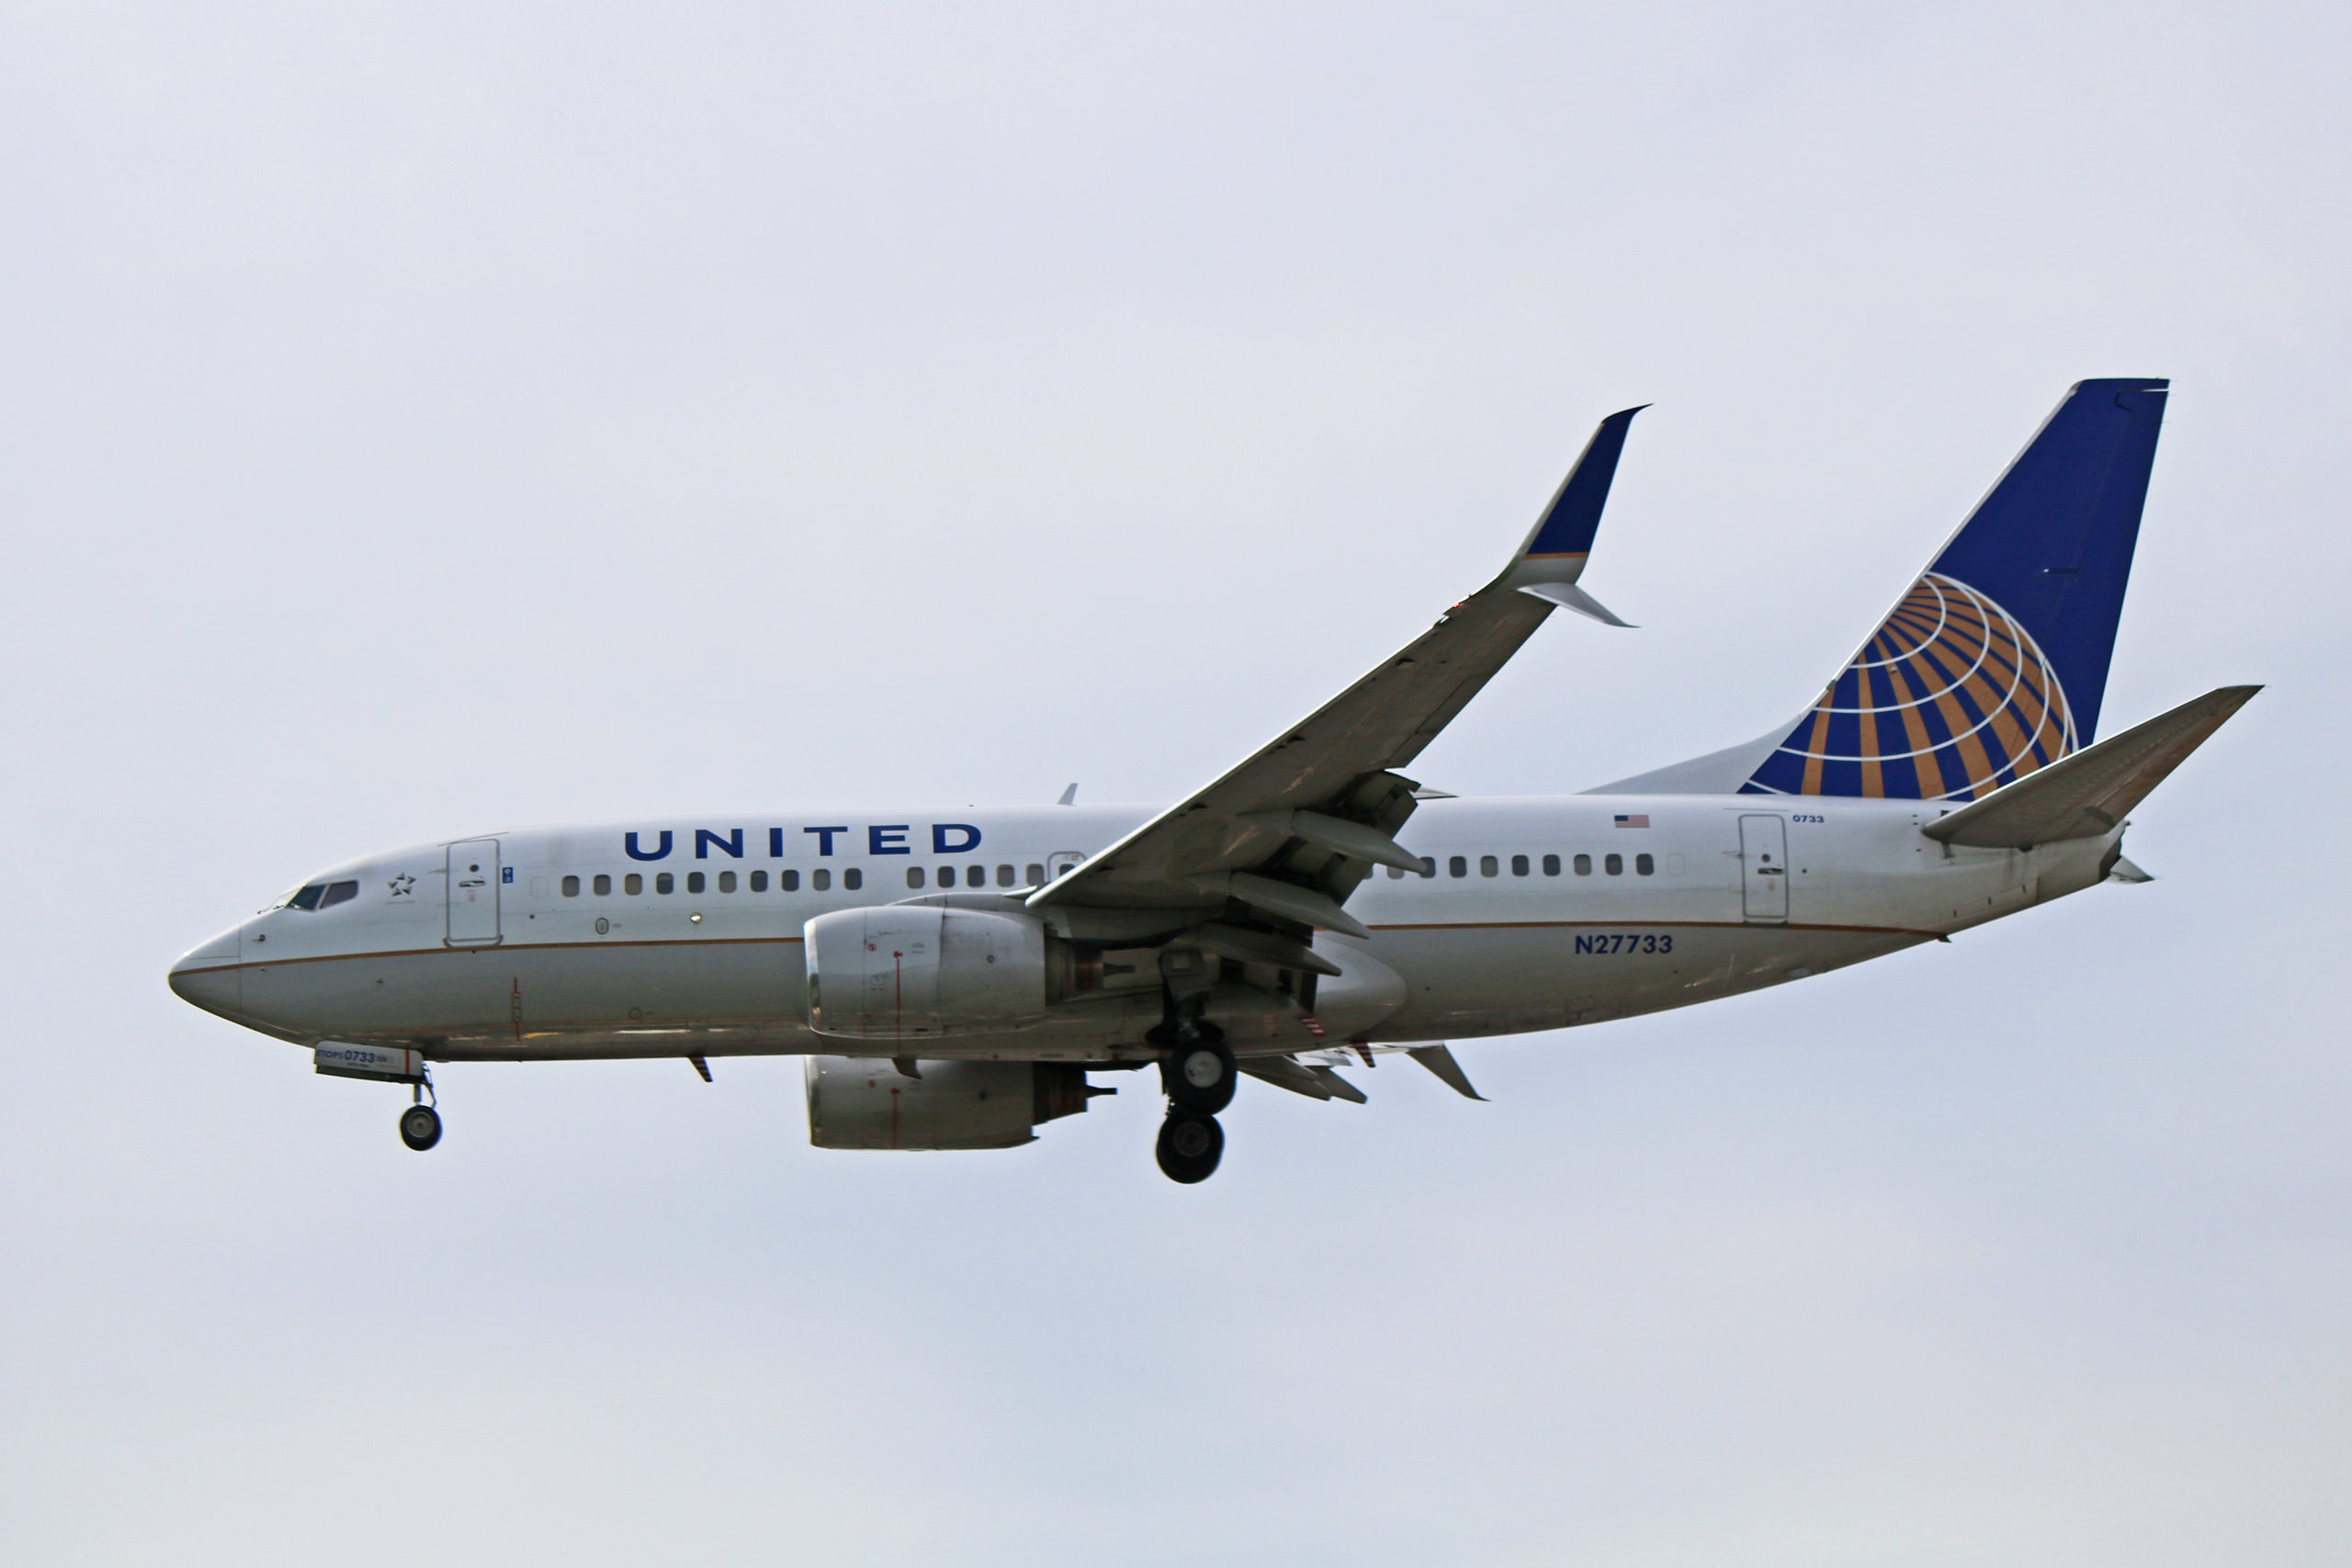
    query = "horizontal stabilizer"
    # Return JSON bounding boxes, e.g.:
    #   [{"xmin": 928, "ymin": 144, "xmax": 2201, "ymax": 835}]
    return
[{"xmin": 1924, "ymin": 685, "xmax": 2259, "ymax": 849}]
